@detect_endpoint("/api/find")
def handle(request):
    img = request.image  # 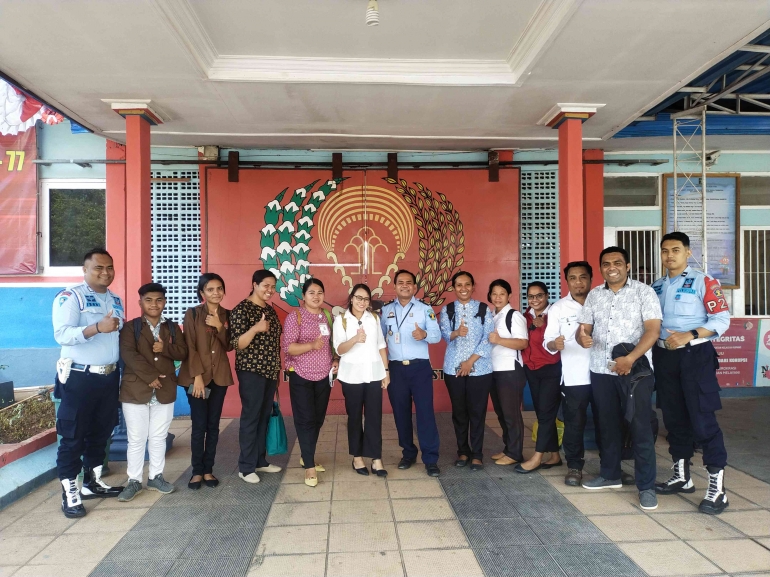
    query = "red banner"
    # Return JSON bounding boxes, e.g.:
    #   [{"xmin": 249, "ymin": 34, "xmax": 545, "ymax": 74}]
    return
[
  {"xmin": 0, "ymin": 128, "xmax": 37, "ymax": 274},
  {"xmin": 714, "ymin": 318, "xmax": 758, "ymax": 388}
]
